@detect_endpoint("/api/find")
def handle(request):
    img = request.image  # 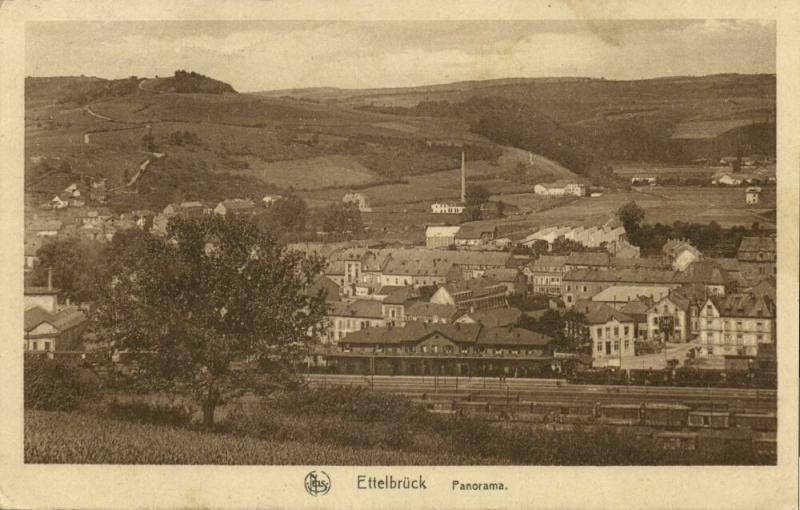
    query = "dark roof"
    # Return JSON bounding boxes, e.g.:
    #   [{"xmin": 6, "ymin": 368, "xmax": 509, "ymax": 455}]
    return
[
  {"xmin": 564, "ymin": 268, "xmax": 678, "ymax": 284},
  {"xmin": 51, "ymin": 306, "xmax": 87, "ymax": 331},
  {"xmin": 458, "ymin": 307, "xmax": 522, "ymax": 328},
  {"xmin": 341, "ymin": 321, "xmax": 482, "ymax": 345},
  {"xmin": 477, "ymin": 327, "xmax": 553, "ymax": 346},
  {"xmin": 737, "ymin": 236, "xmax": 776, "ymax": 254},
  {"xmin": 24, "ymin": 306, "xmax": 55, "ymax": 331},
  {"xmin": 565, "ymin": 252, "xmax": 610, "ymax": 267},
  {"xmin": 328, "ymin": 300, "xmax": 384, "ymax": 319},
  {"xmin": 584, "ymin": 304, "xmax": 635, "ymax": 325},
  {"xmin": 530, "ymin": 255, "xmax": 568, "ymax": 269},
  {"xmin": 708, "ymin": 294, "xmax": 775, "ymax": 319},
  {"xmin": 405, "ymin": 302, "xmax": 458, "ymax": 320},
  {"xmin": 309, "ymin": 276, "xmax": 341, "ymax": 302},
  {"xmin": 384, "ymin": 286, "xmax": 418, "ymax": 305},
  {"xmin": 677, "ymin": 261, "xmax": 731, "ymax": 286},
  {"xmin": 610, "ymin": 257, "xmax": 666, "ymax": 270}
]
